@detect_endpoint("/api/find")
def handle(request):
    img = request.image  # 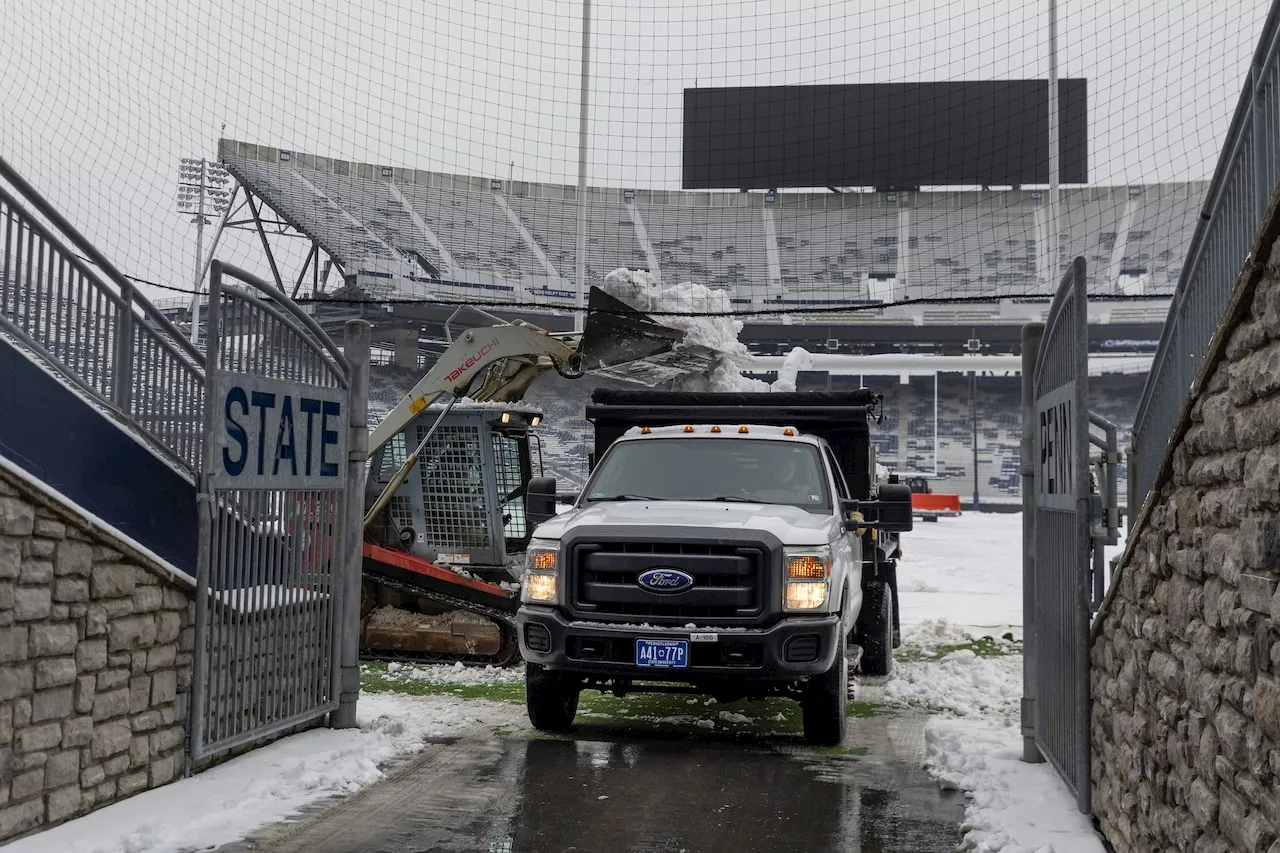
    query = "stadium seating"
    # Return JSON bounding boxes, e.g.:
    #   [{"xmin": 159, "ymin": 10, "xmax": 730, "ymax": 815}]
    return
[
  {"xmin": 217, "ymin": 141, "xmax": 1206, "ymax": 304},
  {"xmin": 636, "ymin": 201, "xmax": 770, "ymax": 297}
]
